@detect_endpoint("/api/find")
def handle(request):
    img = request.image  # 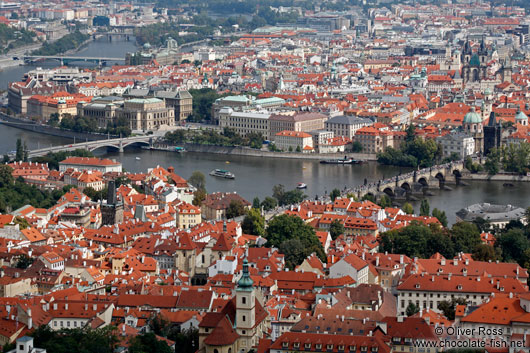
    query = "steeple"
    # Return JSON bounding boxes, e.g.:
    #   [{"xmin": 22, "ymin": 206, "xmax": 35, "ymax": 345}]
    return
[{"xmin": 237, "ymin": 258, "xmax": 254, "ymax": 290}]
